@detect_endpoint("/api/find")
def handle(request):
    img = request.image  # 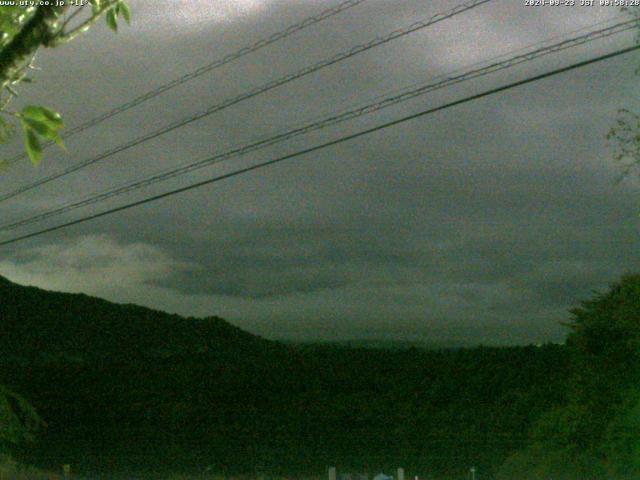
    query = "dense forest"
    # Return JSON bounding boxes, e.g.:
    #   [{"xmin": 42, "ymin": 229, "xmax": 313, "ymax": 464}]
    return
[{"xmin": 0, "ymin": 274, "xmax": 638, "ymax": 479}]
